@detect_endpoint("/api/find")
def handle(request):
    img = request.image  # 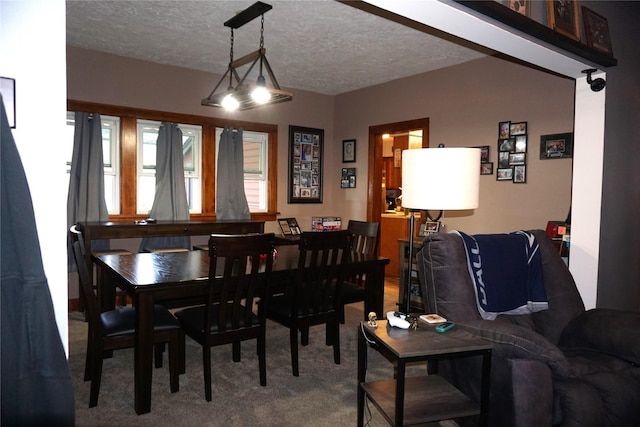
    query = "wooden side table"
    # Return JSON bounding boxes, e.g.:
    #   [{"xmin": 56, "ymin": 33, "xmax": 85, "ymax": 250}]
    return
[{"xmin": 357, "ymin": 320, "xmax": 492, "ymax": 426}]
